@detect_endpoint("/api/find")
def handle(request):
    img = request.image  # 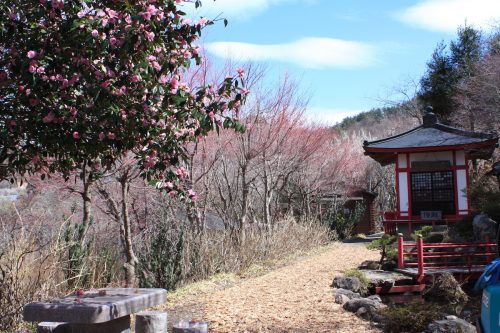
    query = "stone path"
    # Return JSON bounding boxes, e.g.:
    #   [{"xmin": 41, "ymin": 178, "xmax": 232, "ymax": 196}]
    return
[{"xmin": 163, "ymin": 243, "xmax": 383, "ymax": 333}]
